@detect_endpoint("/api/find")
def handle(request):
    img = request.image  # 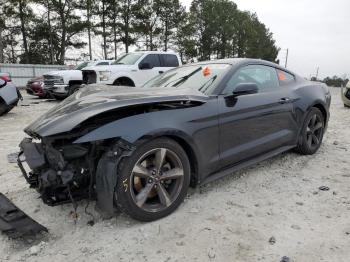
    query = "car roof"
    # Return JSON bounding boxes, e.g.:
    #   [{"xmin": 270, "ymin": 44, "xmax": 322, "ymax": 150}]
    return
[
  {"xmin": 190, "ymin": 58, "xmax": 296, "ymax": 75},
  {"xmin": 131, "ymin": 51, "xmax": 178, "ymax": 55}
]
